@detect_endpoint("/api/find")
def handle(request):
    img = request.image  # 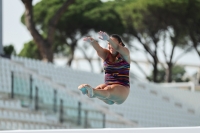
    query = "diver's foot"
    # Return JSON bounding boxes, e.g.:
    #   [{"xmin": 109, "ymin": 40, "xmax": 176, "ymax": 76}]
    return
[
  {"xmin": 78, "ymin": 84, "xmax": 88, "ymax": 95},
  {"xmin": 78, "ymin": 84, "xmax": 94, "ymax": 98}
]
